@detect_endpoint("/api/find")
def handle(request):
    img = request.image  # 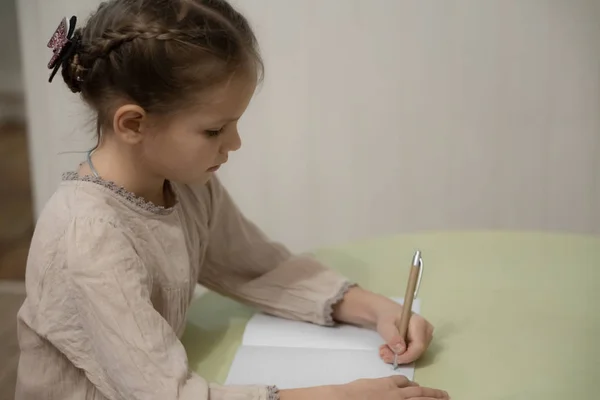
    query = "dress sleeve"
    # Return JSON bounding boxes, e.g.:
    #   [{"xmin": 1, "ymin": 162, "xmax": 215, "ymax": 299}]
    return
[
  {"xmin": 40, "ymin": 216, "xmax": 276, "ymax": 400},
  {"xmin": 197, "ymin": 176, "xmax": 354, "ymax": 326}
]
